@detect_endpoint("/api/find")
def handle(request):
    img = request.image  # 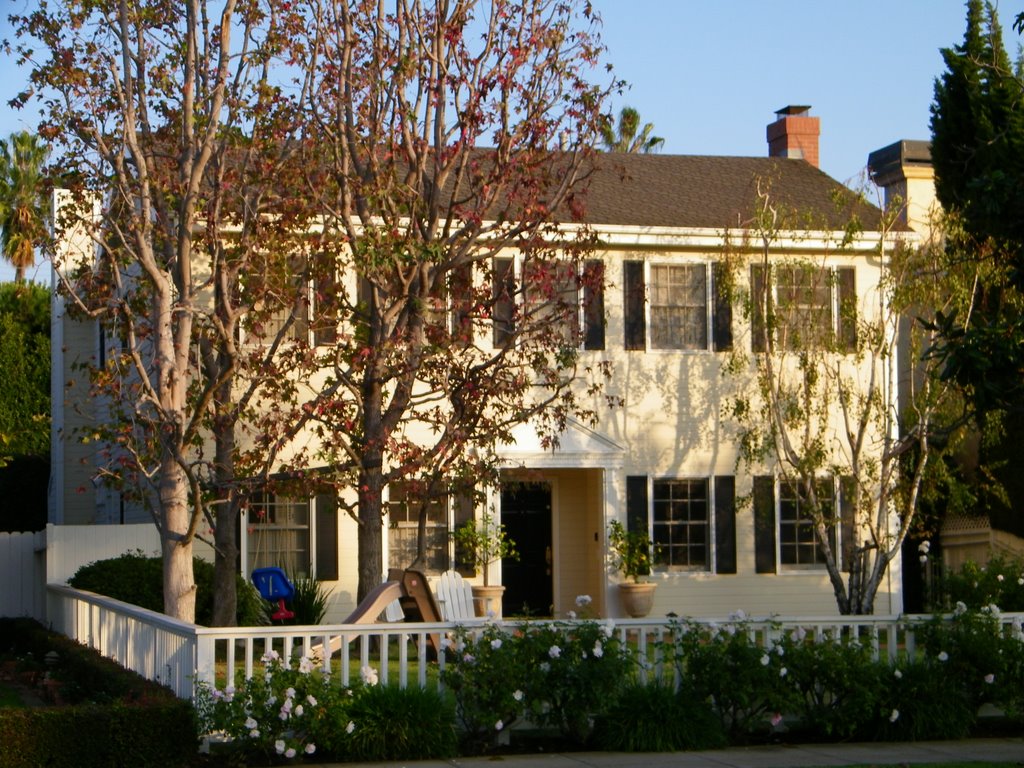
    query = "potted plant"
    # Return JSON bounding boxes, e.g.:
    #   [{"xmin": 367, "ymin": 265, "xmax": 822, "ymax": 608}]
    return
[
  {"xmin": 452, "ymin": 512, "xmax": 519, "ymax": 616},
  {"xmin": 607, "ymin": 520, "xmax": 657, "ymax": 618}
]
